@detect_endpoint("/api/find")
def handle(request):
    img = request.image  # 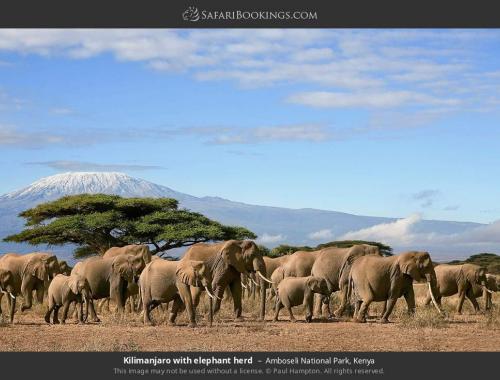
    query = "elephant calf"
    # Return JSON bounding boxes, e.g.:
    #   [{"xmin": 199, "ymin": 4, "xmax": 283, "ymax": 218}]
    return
[
  {"xmin": 274, "ymin": 276, "xmax": 330, "ymax": 323},
  {"xmin": 45, "ymin": 274, "xmax": 93, "ymax": 324},
  {"xmin": 140, "ymin": 258, "xmax": 215, "ymax": 326}
]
